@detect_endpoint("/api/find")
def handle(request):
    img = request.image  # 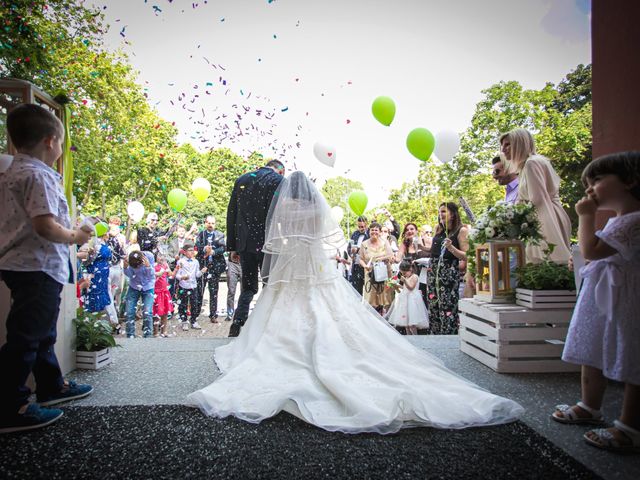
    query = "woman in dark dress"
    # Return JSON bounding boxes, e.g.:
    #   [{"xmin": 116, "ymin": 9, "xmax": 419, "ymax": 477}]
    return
[{"xmin": 426, "ymin": 202, "xmax": 469, "ymax": 335}]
